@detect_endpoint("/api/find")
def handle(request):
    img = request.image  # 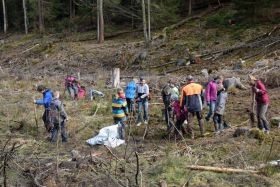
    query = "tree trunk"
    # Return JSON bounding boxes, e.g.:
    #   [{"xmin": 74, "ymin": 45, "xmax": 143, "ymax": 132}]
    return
[
  {"xmin": 38, "ymin": 0, "xmax": 44, "ymax": 32},
  {"xmin": 23, "ymin": 0, "xmax": 28, "ymax": 34},
  {"xmin": 97, "ymin": 0, "xmax": 104, "ymax": 43},
  {"xmin": 2, "ymin": 0, "xmax": 7, "ymax": 34},
  {"xmin": 147, "ymin": 0, "xmax": 151, "ymax": 40},
  {"xmin": 188, "ymin": 0, "xmax": 192, "ymax": 16},
  {"xmin": 97, "ymin": 0, "xmax": 100, "ymax": 41},
  {"xmin": 142, "ymin": 0, "xmax": 148, "ymax": 44},
  {"xmin": 69, "ymin": 0, "xmax": 75, "ymax": 19}
]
